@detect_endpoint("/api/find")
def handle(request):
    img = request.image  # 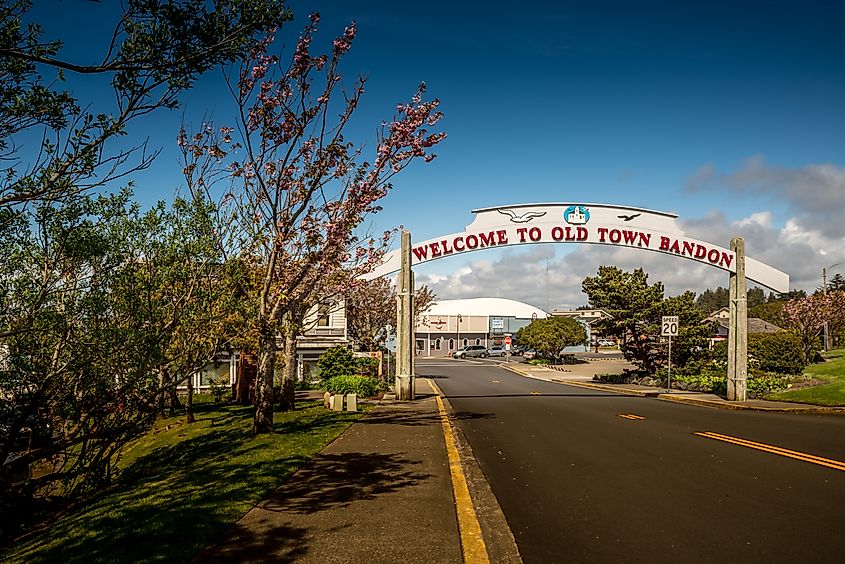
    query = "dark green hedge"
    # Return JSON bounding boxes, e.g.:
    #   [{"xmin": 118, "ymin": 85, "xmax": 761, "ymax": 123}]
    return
[{"xmin": 713, "ymin": 331, "xmax": 806, "ymax": 375}]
